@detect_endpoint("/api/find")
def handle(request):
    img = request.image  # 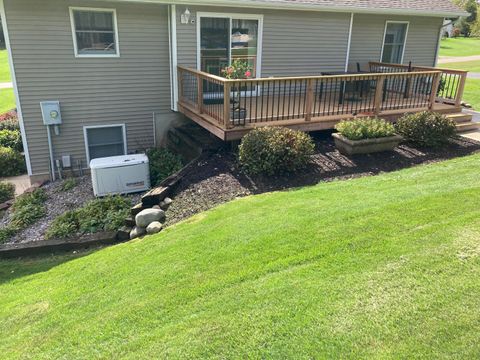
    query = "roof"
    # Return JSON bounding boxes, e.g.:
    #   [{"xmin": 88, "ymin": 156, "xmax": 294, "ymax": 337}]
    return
[{"xmin": 165, "ymin": 0, "xmax": 468, "ymax": 17}]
